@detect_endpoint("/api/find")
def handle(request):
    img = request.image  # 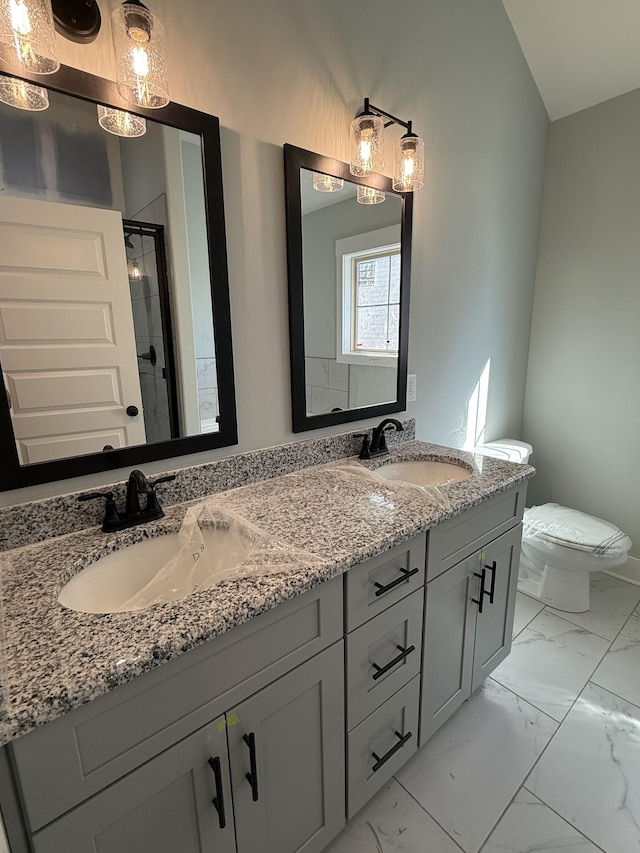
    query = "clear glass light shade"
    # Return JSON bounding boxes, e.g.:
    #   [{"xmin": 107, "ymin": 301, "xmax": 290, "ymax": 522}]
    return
[
  {"xmin": 350, "ymin": 113, "xmax": 384, "ymax": 177},
  {"xmin": 393, "ymin": 134, "xmax": 425, "ymax": 192},
  {"xmin": 128, "ymin": 258, "xmax": 142, "ymax": 280},
  {"xmin": 356, "ymin": 185, "xmax": 385, "ymax": 205},
  {"xmin": 312, "ymin": 172, "xmax": 343, "ymax": 192},
  {"xmin": 0, "ymin": 72, "xmax": 47, "ymax": 109},
  {"xmin": 0, "ymin": 0, "xmax": 58, "ymax": 74},
  {"xmin": 97, "ymin": 104, "xmax": 146, "ymax": 137},
  {"xmin": 111, "ymin": 2, "xmax": 169, "ymax": 109}
]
